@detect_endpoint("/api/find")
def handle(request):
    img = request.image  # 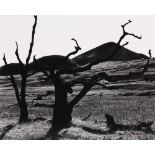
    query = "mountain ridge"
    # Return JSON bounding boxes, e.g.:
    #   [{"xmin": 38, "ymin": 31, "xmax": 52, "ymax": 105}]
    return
[{"xmin": 73, "ymin": 42, "xmax": 148, "ymax": 65}]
